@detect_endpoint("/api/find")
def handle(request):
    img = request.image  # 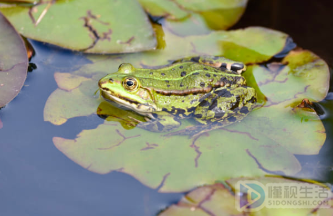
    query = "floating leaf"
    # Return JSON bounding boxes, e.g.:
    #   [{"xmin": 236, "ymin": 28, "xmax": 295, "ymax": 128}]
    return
[
  {"xmin": 0, "ymin": 0, "xmax": 156, "ymax": 53},
  {"xmin": 138, "ymin": 0, "xmax": 189, "ymax": 20},
  {"xmin": 159, "ymin": 177, "xmax": 333, "ymax": 216},
  {"xmin": 0, "ymin": 12, "xmax": 28, "ymax": 108},
  {"xmin": 139, "ymin": 0, "xmax": 248, "ymax": 35},
  {"xmin": 44, "ymin": 73, "xmax": 102, "ymax": 125},
  {"xmin": 44, "ymin": 25, "xmax": 329, "ymax": 192},
  {"xmin": 52, "ymin": 99, "xmax": 324, "ymax": 192}
]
